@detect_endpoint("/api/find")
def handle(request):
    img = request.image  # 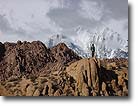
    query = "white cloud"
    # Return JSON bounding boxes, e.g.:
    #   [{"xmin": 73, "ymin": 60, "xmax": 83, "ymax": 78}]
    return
[
  {"xmin": 0, "ymin": 0, "xmax": 128, "ymax": 43},
  {"xmin": 103, "ymin": 19, "xmax": 128, "ymax": 40},
  {"xmin": 0, "ymin": 0, "xmax": 63, "ymax": 42},
  {"xmin": 78, "ymin": 0, "xmax": 105, "ymax": 21},
  {"xmin": 0, "ymin": 30, "xmax": 2, "ymax": 36}
]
